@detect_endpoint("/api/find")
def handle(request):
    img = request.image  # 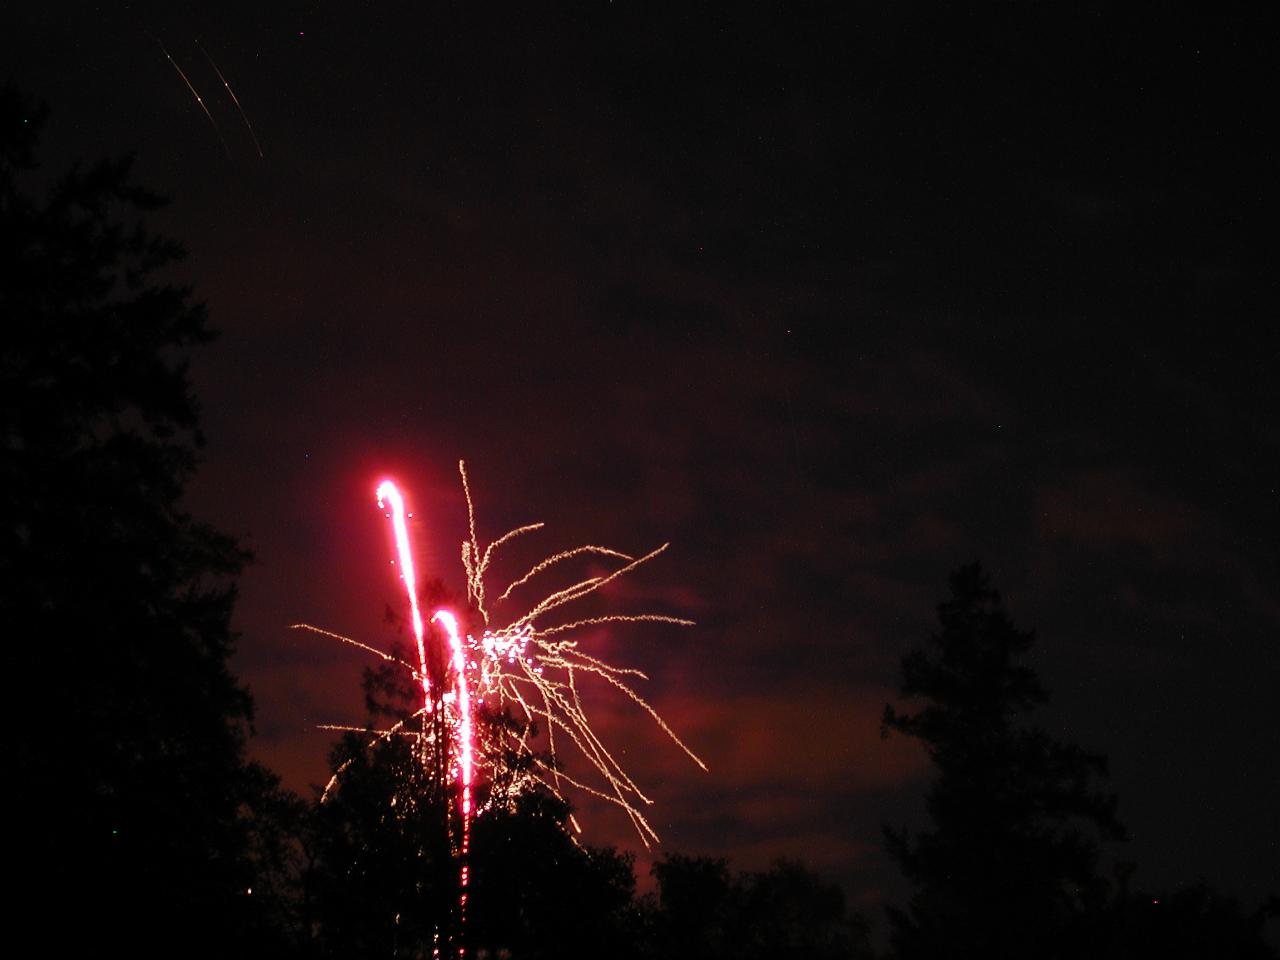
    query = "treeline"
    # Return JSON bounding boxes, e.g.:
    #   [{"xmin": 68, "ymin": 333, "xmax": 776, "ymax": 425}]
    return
[
  {"xmin": 3, "ymin": 84, "xmax": 1274, "ymax": 958},
  {"xmin": 226, "ymin": 614, "xmax": 874, "ymax": 959},
  {"xmin": 267, "ymin": 764, "xmax": 871, "ymax": 959}
]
